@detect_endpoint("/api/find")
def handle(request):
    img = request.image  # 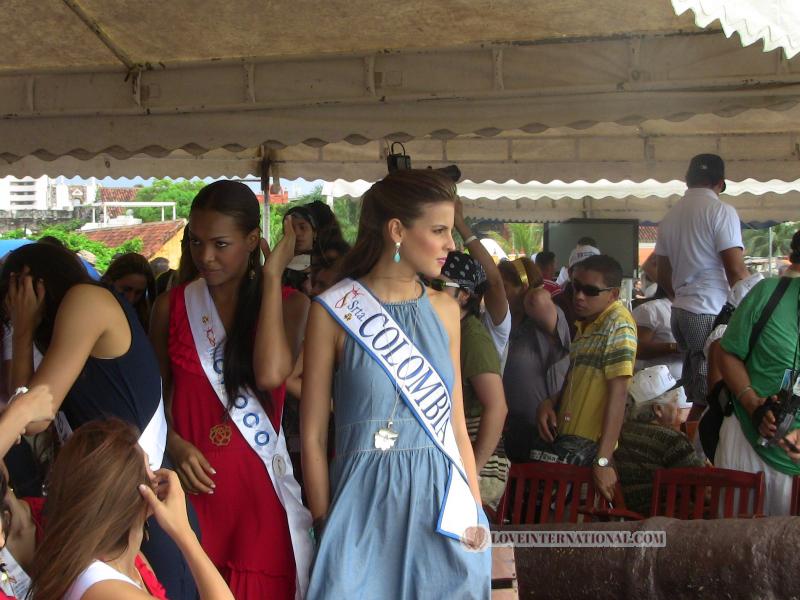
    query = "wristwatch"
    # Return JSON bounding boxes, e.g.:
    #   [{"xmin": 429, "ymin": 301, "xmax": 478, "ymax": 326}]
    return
[{"xmin": 594, "ymin": 456, "xmax": 611, "ymax": 468}]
